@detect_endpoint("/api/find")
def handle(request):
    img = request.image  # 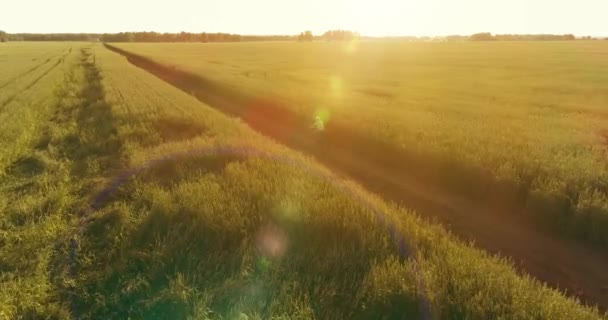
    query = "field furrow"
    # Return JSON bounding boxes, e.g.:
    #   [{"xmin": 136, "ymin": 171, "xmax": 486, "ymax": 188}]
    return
[
  {"xmin": 0, "ymin": 58, "xmax": 65, "ymax": 109},
  {"xmin": 0, "ymin": 55, "xmax": 54, "ymax": 90}
]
